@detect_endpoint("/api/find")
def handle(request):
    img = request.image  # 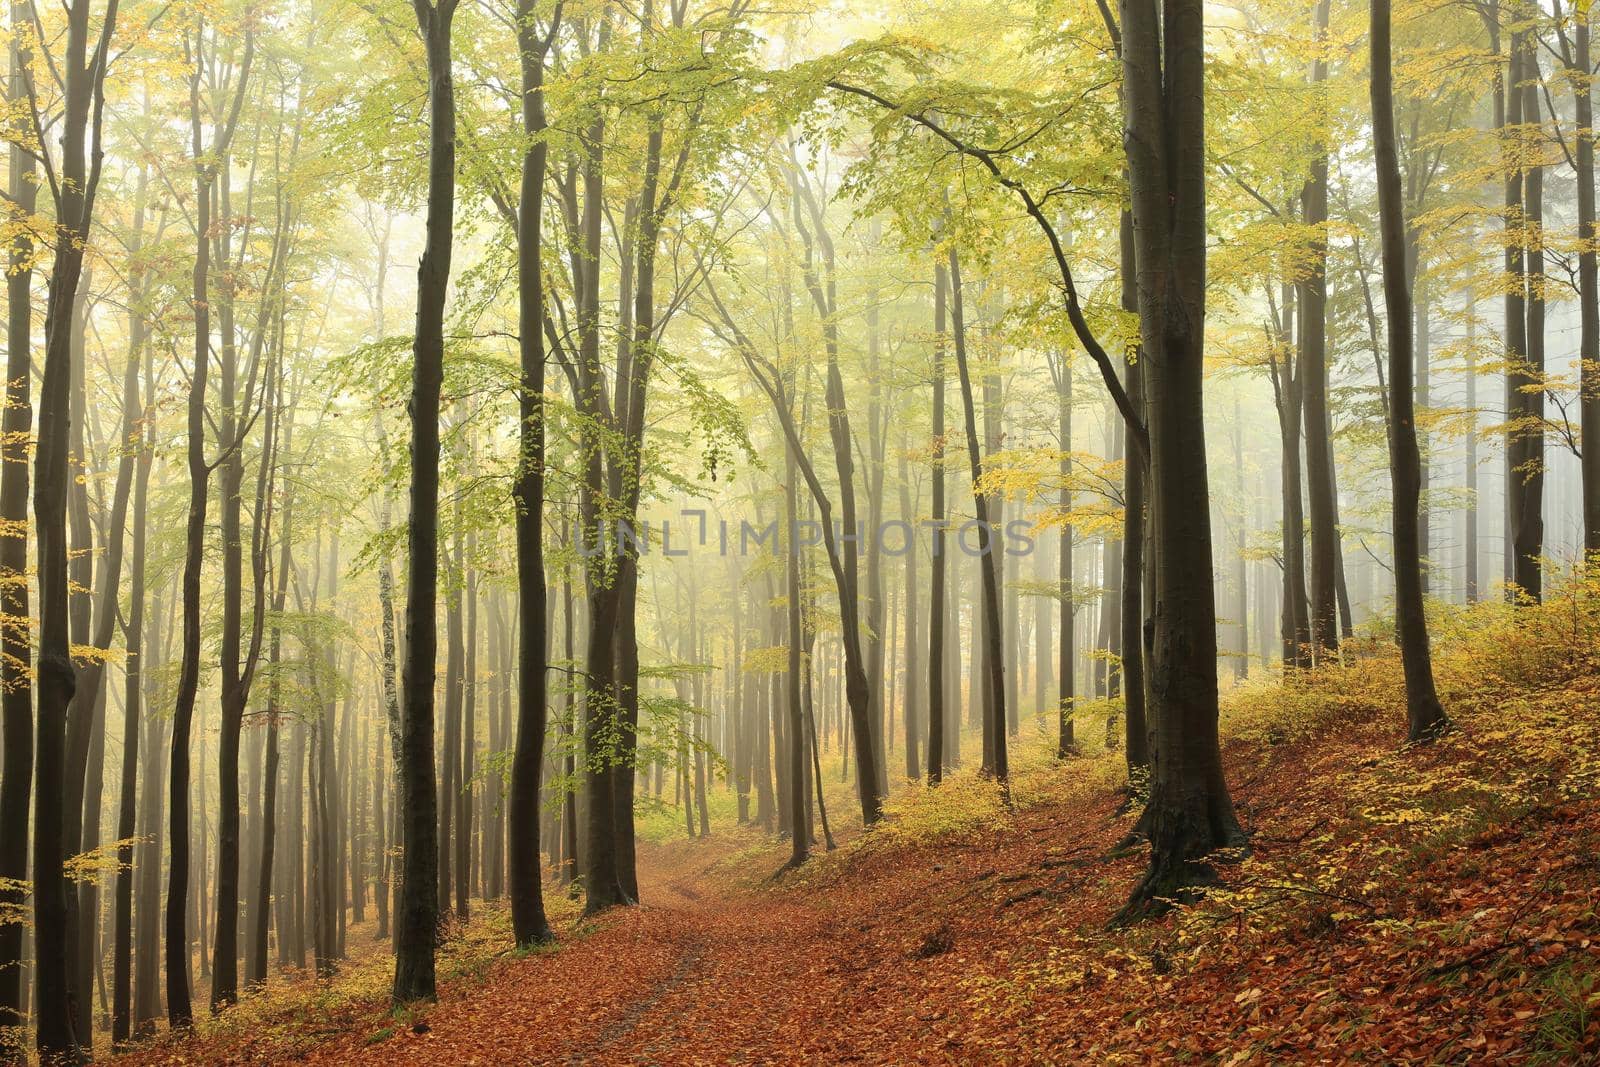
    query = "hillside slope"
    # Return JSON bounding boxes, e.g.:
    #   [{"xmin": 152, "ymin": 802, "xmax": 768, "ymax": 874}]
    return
[{"xmin": 120, "ymin": 587, "xmax": 1600, "ymax": 1064}]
